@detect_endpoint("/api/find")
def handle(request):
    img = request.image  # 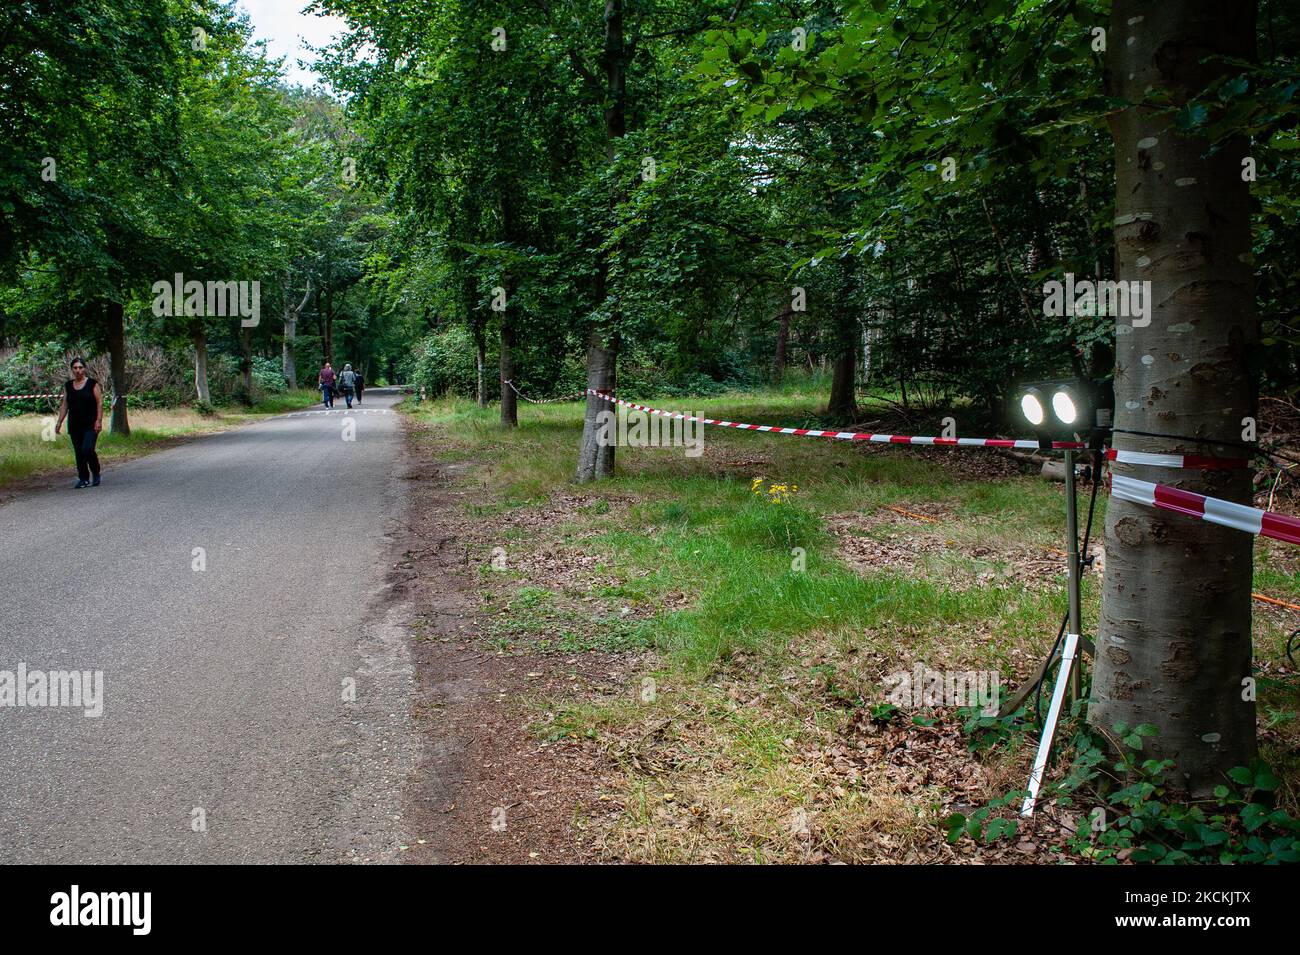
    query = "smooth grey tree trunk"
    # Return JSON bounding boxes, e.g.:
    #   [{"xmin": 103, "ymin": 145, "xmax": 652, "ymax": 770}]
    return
[
  {"xmin": 1088, "ymin": 0, "xmax": 1258, "ymax": 794},
  {"xmin": 282, "ymin": 311, "xmax": 297, "ymax": 391},
  {"xmin": 575, "ymin": 328, "xmax": 618, "ymax": 483},
  {"xmin": 282, "ymin": 273, "xmax": 310, "ymax": 391},
  {"xmin": 191, "ymin": 323, "xmax": 211, "ymax": 404}
]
